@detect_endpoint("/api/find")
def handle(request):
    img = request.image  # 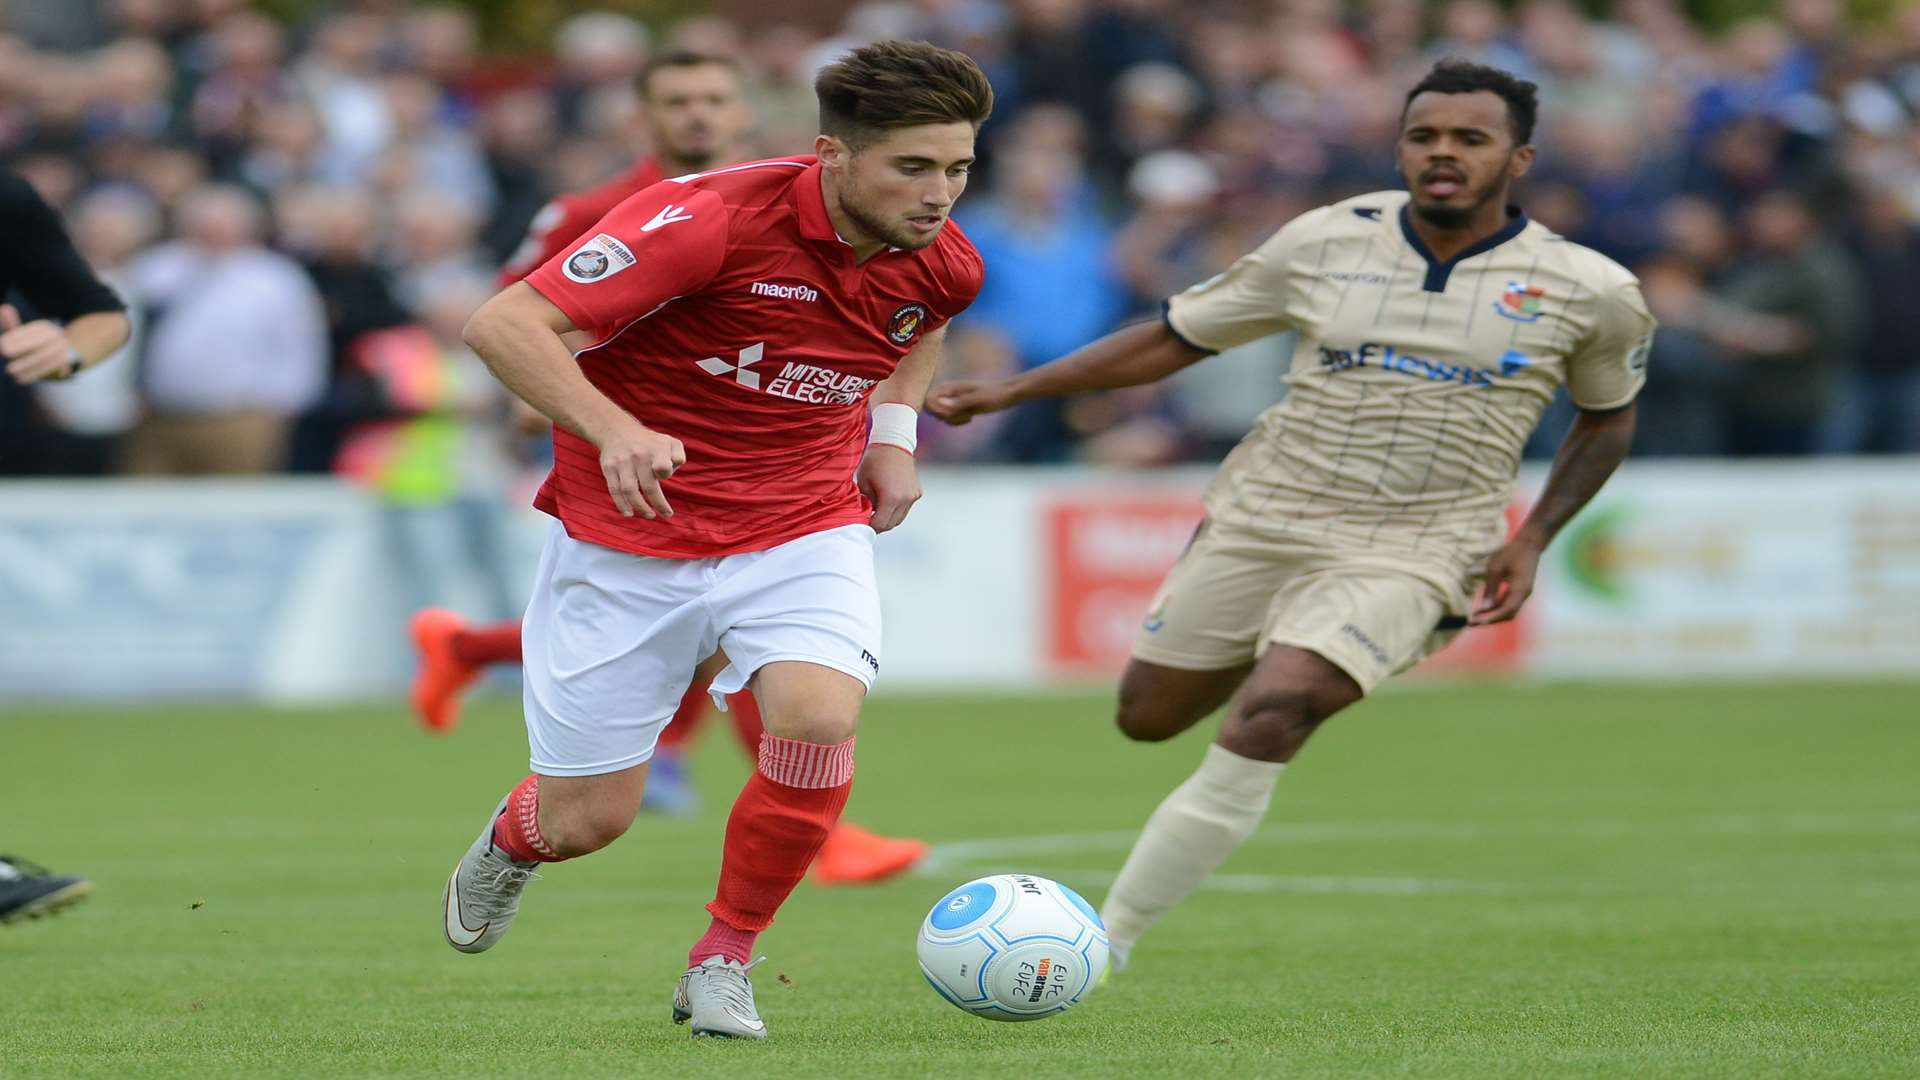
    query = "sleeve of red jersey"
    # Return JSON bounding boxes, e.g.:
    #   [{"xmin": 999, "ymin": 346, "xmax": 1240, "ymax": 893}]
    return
[
  {"xmin": 925, "ymin": 231, "xmax": 986, "ymax": 330},
  {"xmin": 523, "ymin": 185, "xmax": 729, "ymax": 334}
]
